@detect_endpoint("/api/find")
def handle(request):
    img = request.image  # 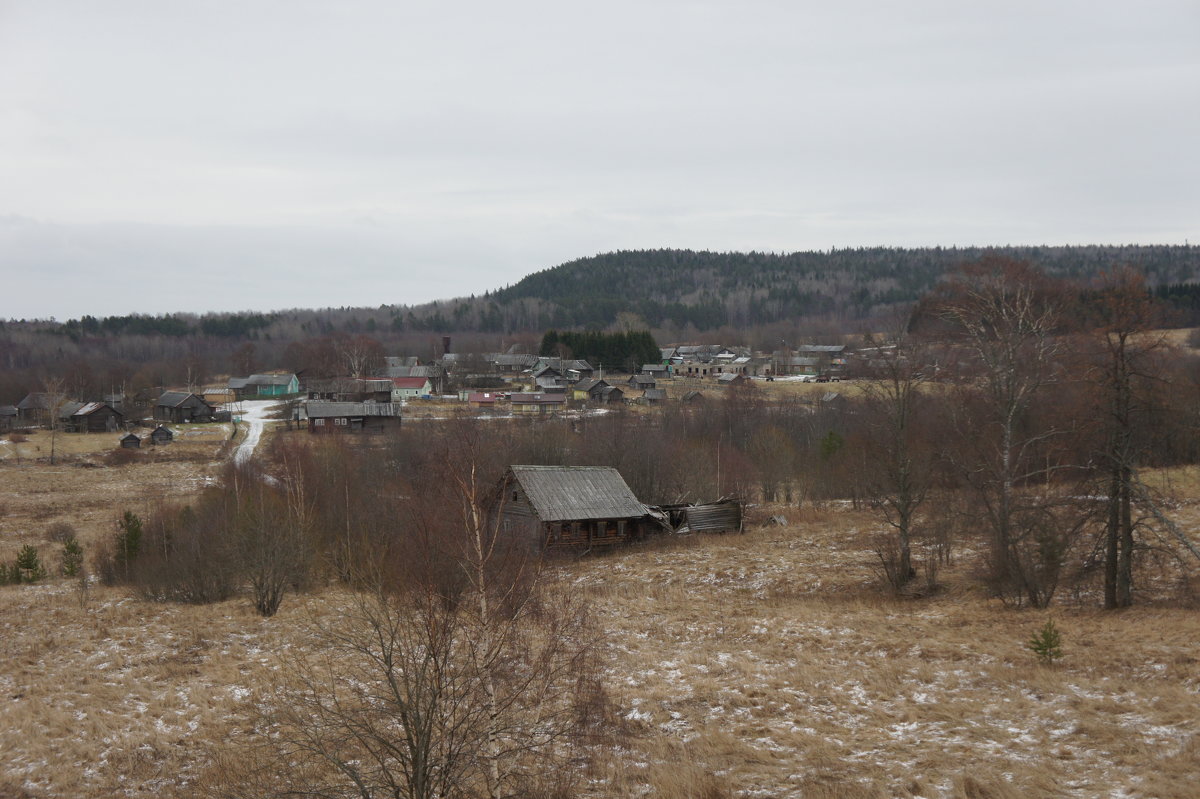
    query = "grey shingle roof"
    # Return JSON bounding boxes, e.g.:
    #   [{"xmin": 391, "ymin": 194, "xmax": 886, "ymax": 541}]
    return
[
  {"xmin": 157, "ymin": 391, "xmax": 196, "ymax": 407},
  {"xmin": 303, "ymin": 402, "xmax": 403, "ymax": 418},
  {"xmin": 17, "ymin": 393, "xmax": 52, "ymax": 411},
  {"xmin": 509, "ymin": 465, "xmax": 648, "ymax": 522}
]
